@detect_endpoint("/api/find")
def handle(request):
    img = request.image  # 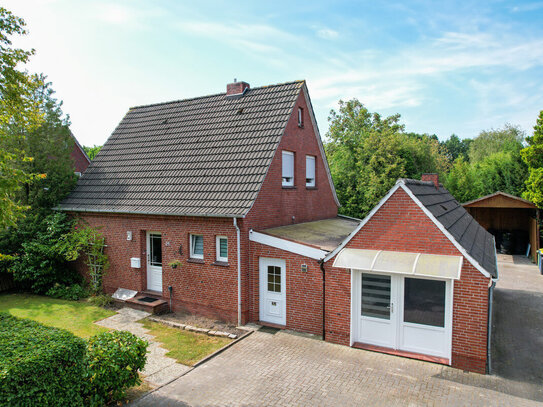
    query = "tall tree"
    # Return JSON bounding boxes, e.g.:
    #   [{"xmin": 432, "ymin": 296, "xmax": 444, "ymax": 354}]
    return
[
  {"xmin": 0, "ymin": 7, "xmax": 44, "ymax": 228},
  {"xmin": 521, "ymin": 111, "xmax": 543, "ymax": 207},
  {"xmin": 441, "ymin": 134, "xmax": 472, "ymax": 161},
  {"xmin": 445, "ymin": 124, "xmax": 527, "ymax": 202},
  {"xmin": 325, "ymin": 99, "xmax": 449, "ymax": 218}
]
